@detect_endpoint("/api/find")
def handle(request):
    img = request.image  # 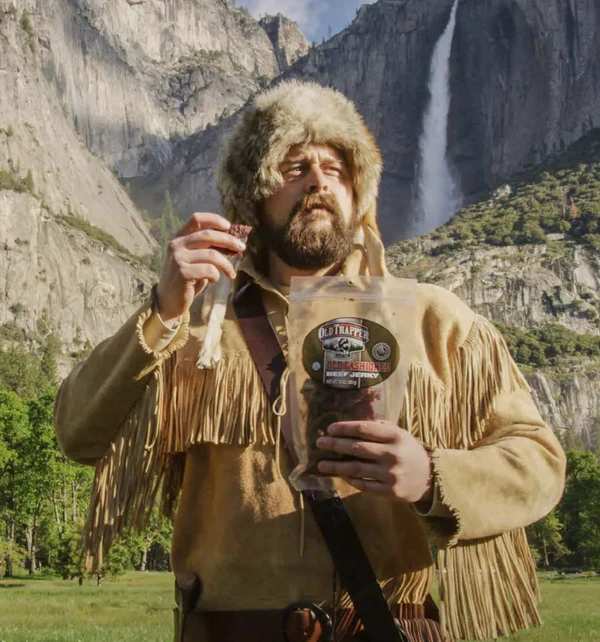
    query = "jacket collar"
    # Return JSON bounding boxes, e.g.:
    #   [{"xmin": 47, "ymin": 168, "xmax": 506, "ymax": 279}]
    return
[{"xmin": 237, "ymin": 244, "xmax": 369, "ymax": 307}]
